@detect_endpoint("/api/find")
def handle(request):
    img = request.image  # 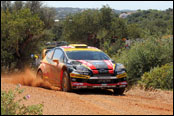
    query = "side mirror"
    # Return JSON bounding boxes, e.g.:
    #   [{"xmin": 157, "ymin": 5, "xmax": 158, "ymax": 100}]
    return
[{"xmin": 53, "ymin": 59, "xmax": 59, "ymax": 65}]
